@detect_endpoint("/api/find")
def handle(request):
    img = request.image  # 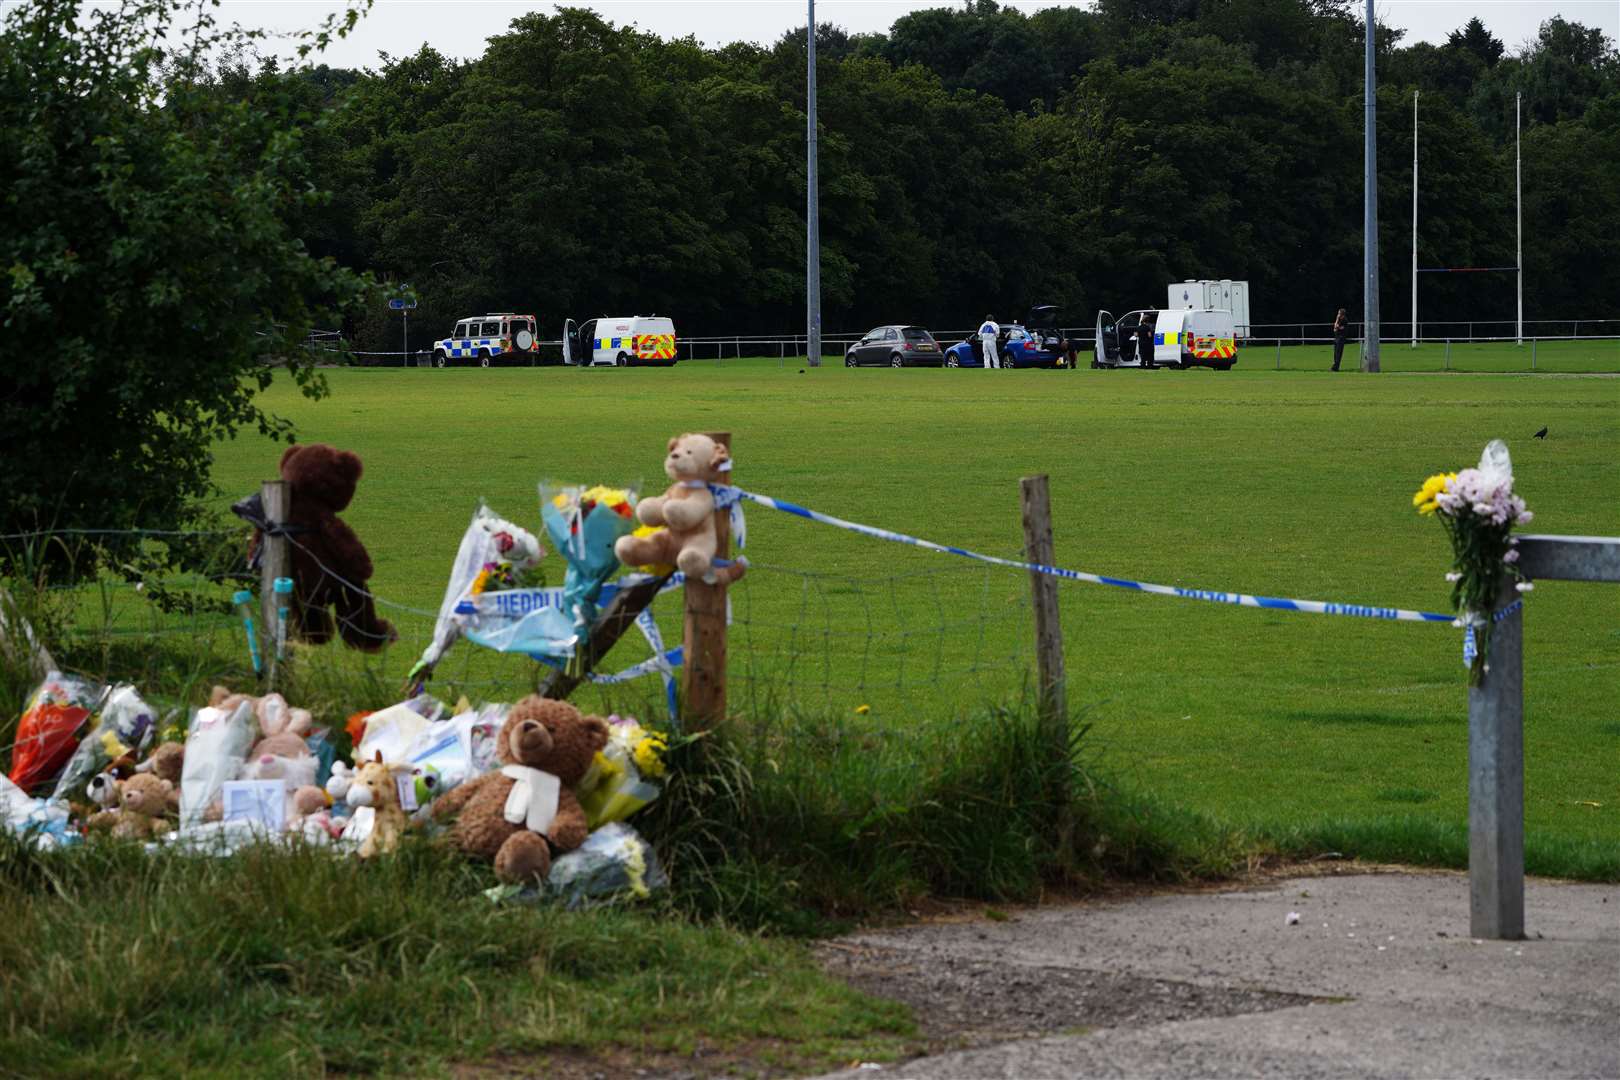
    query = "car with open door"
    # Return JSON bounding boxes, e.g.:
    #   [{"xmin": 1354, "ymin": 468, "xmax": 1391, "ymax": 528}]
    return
[
  {"xmin": 844, "ymin": 325, "xmax": 944, "ymax": 367},
  {"xmin": 944, "ymin": 311, "xmax": 1070, "ymax": 370}
]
